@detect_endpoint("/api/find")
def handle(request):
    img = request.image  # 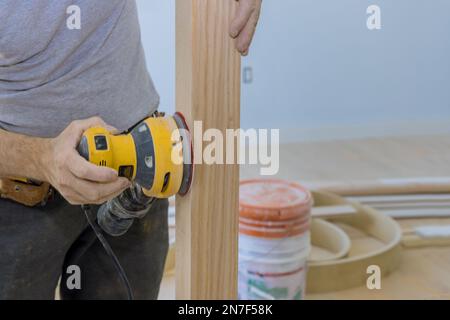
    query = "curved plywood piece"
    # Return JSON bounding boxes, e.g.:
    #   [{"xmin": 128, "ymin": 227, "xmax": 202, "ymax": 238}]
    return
[
  {"xmin": 309, "ymin": 218, "xmax": 352, "ymax": 262},
  {"xmin": 307, "ymin": 191, "xmax": 402, "ymax": 293}
]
